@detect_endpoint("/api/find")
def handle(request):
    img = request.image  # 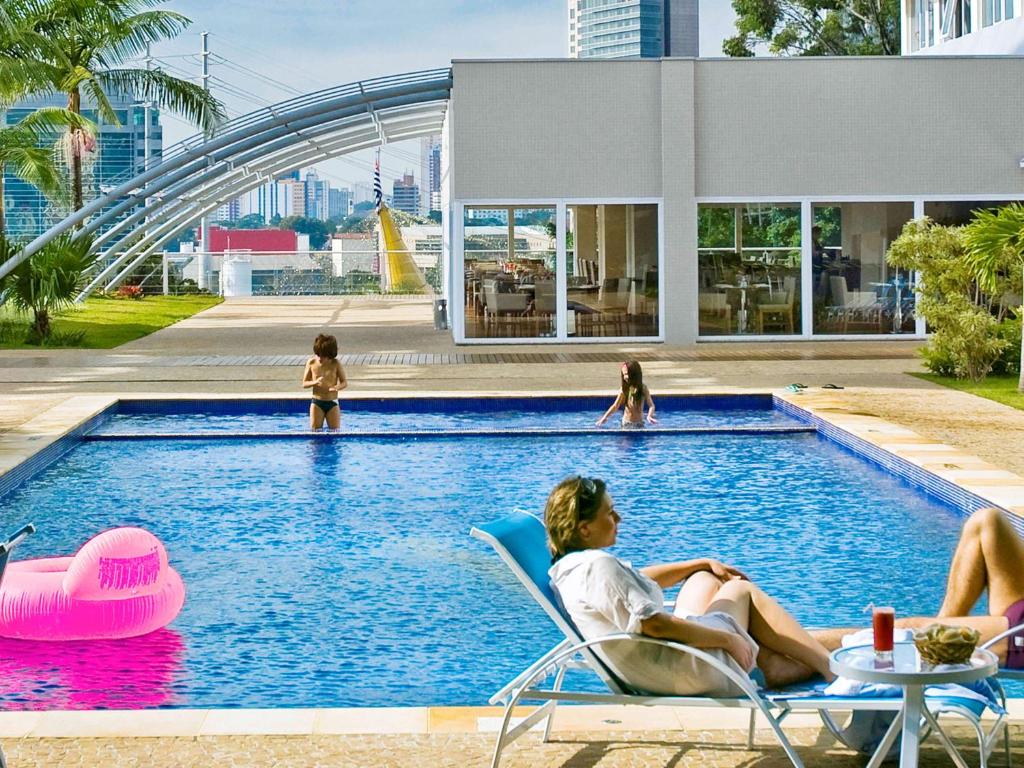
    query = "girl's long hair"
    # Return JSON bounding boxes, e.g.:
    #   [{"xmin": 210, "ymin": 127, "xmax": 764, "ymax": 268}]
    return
[{"xmin": 620, "ymin": 360, "xmax": 643, "ymax": 407}]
